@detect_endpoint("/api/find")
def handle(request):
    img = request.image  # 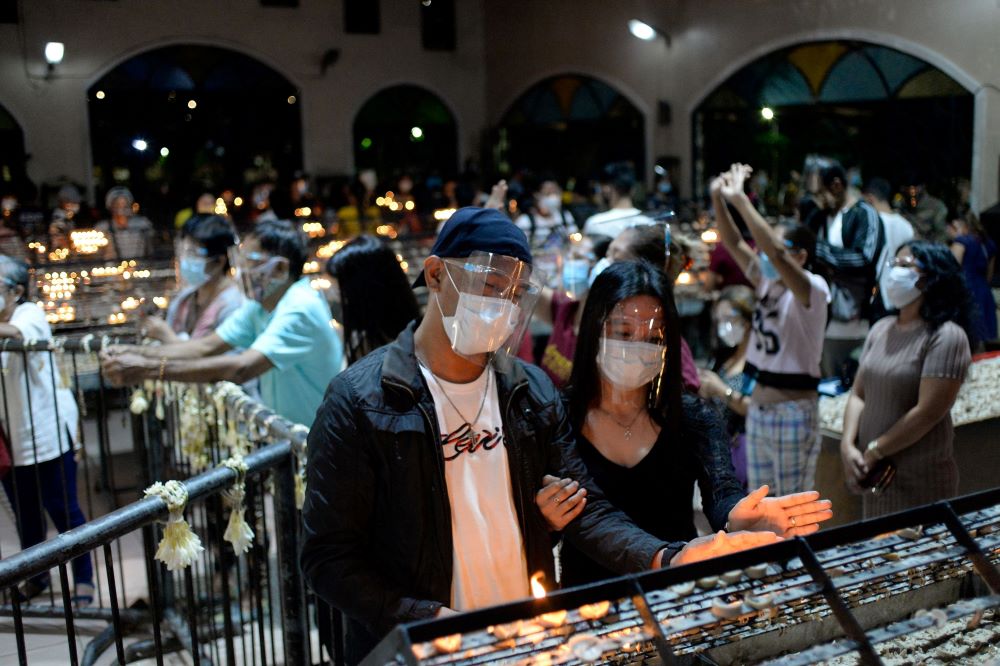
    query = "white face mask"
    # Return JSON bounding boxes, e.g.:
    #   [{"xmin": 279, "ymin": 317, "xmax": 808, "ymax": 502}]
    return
[
  {"xmin": 717, "ymin": 320, "xmax": 747, "ymax": 348},
  {"xmin": 884, "ymin": 266, "xmax": 922, "ymax": 309},
  {"xmin": 597, "ymin": 337, "xmax": 664, "ymax": 390},
  {"xmin": 540, "ymin": 194, "xmax": 562, "ymax": 212},
  {"xmin": 441, "ymin": 292, "xmax": 522, "ymax": 356}
]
